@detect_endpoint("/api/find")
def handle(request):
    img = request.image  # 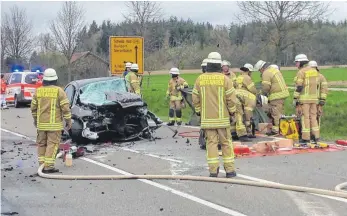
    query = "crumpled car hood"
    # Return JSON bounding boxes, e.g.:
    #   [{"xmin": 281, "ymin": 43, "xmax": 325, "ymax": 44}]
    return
[{"xmin": 104, "ymin": 91, "xmax": 144, "ymax": 108}]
